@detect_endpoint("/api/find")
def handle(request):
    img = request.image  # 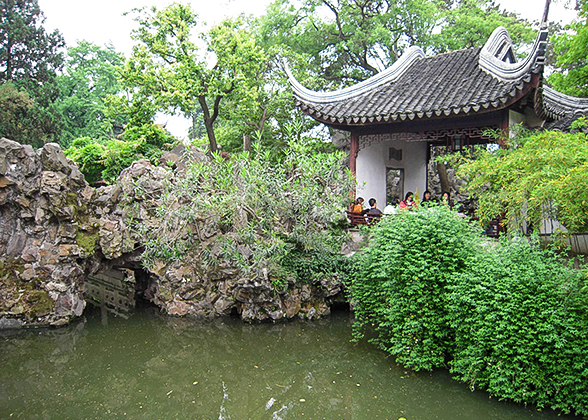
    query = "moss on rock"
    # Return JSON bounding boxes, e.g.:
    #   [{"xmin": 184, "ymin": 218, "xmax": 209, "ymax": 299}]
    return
[
  {"xmin": 0, "ymin": 258, "xmax": 25, "ymax": 285},
  {"xmin": 76, "ymin": 230, "xmax": 99, "ymax": 255},
  {"xmin": 25, "ymin": 290, "xmax": 54, "ymax": 318}
]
